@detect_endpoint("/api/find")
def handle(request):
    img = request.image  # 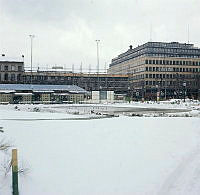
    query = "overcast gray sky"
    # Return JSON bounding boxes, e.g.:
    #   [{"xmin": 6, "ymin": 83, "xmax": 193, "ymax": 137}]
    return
[{"xmin": 0, "ymin": 0, "xmax": 199, "ymax": 71}]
